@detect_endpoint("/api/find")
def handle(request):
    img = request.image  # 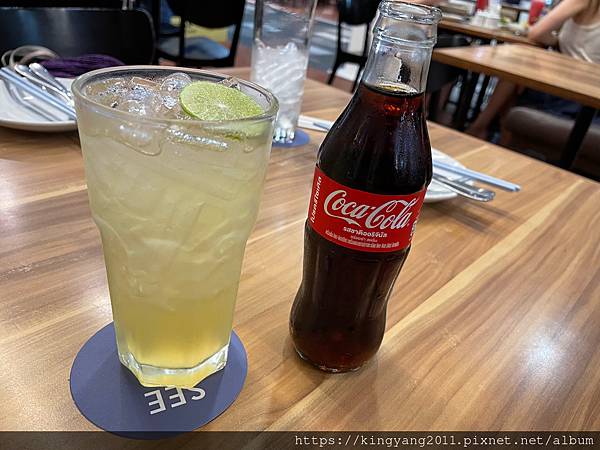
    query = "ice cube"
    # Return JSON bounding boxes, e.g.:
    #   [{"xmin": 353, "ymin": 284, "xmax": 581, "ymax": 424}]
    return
[
  {"xmin": 218, "ymin": 77, "xmax": 241, "ymax": 90},
  {"xmin": 157, "ymin": 93, "xmax": 192, "ymax": 120},
  {"xmin": 130, "ymin": 81, "xmax": 159, "ymax": 100},
  {"xmin": 118, "ymin": 122, "xmax": 153, "ymax": 146},
  {"xmin": 117, "ymin": 122, "xmax": 162, "ymax": 155},
  {"xmin": 283, "ymin": 41, "xmax": 297, "ymax": 53},
  {"xmin": 131, "ymin": 77, "xmax": 159, "ymax": 89},
  {"xmin": 155, "ymin": 73, "xmax": 193, "ymax": 118},
  {"xmin": 162, "ymin": 95, "xmax": 179, "ymax": 110},
  {"xmin": 160, "ymin": 73, "xmax": 192, "ymax": 93},
  {"xmin": 85, "ymin": 77, "xmax": 130, "ymax": 107},
  {"xmin": 116, "ymin": 99, "xmax": 147, "ymax": 115},
  {"xmin": 116, "ymin": 79, "xmax": 161, "ymax": 116}
]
